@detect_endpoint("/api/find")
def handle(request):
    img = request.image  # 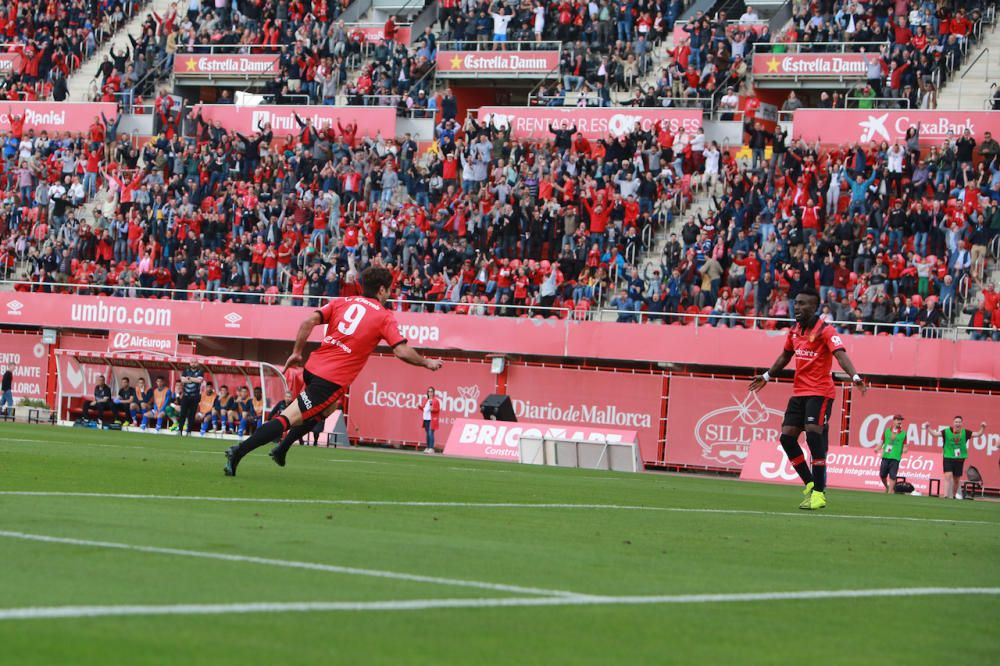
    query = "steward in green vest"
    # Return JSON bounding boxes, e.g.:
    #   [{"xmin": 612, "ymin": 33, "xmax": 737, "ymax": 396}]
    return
[
  {"xmin": 878, "ymin": 415, "xmax": 907, "ymax": 493},
  {"xmin": 922, "ymin": 416, "xmax": 988, "ymax": 500}
]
